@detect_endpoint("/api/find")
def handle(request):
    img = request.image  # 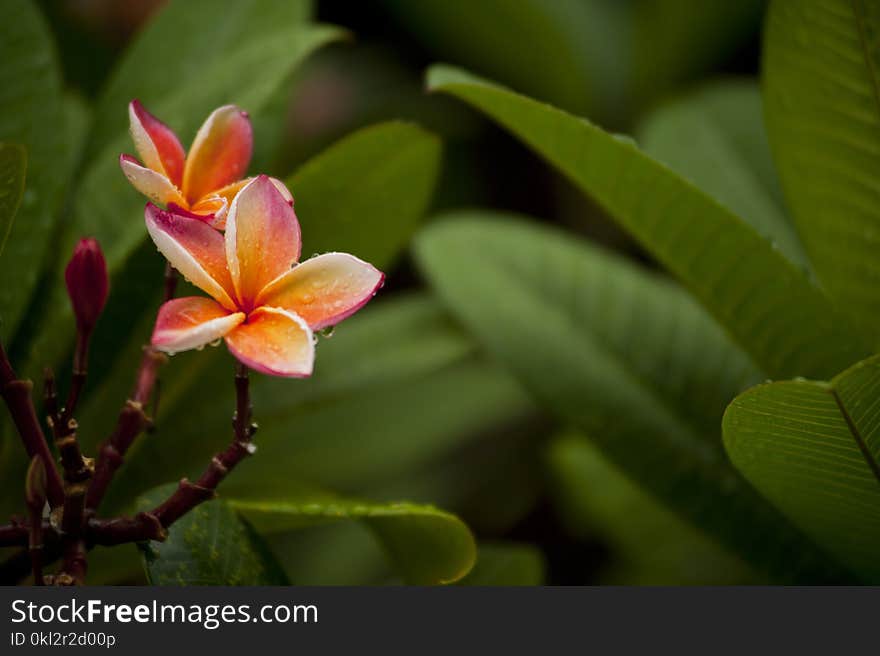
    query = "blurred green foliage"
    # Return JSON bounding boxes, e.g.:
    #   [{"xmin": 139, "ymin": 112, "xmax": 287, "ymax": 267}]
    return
[{"xmin": 2, "ymin": 0, "xmax": 879, "ymax": 585}]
